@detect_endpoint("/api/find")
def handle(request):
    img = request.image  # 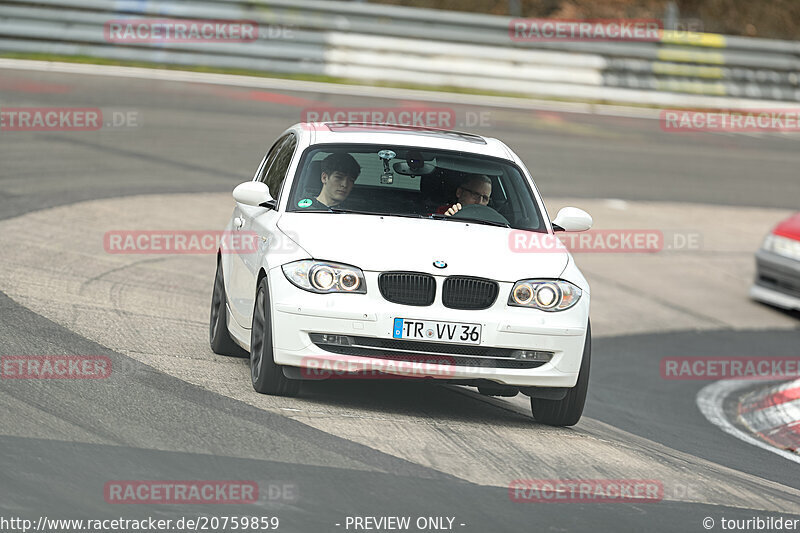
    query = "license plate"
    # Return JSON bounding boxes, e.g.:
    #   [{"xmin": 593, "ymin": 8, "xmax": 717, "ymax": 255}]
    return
[{"xmin": 392, "ymin": 318, "xmax": 482, "ymax": 345}]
